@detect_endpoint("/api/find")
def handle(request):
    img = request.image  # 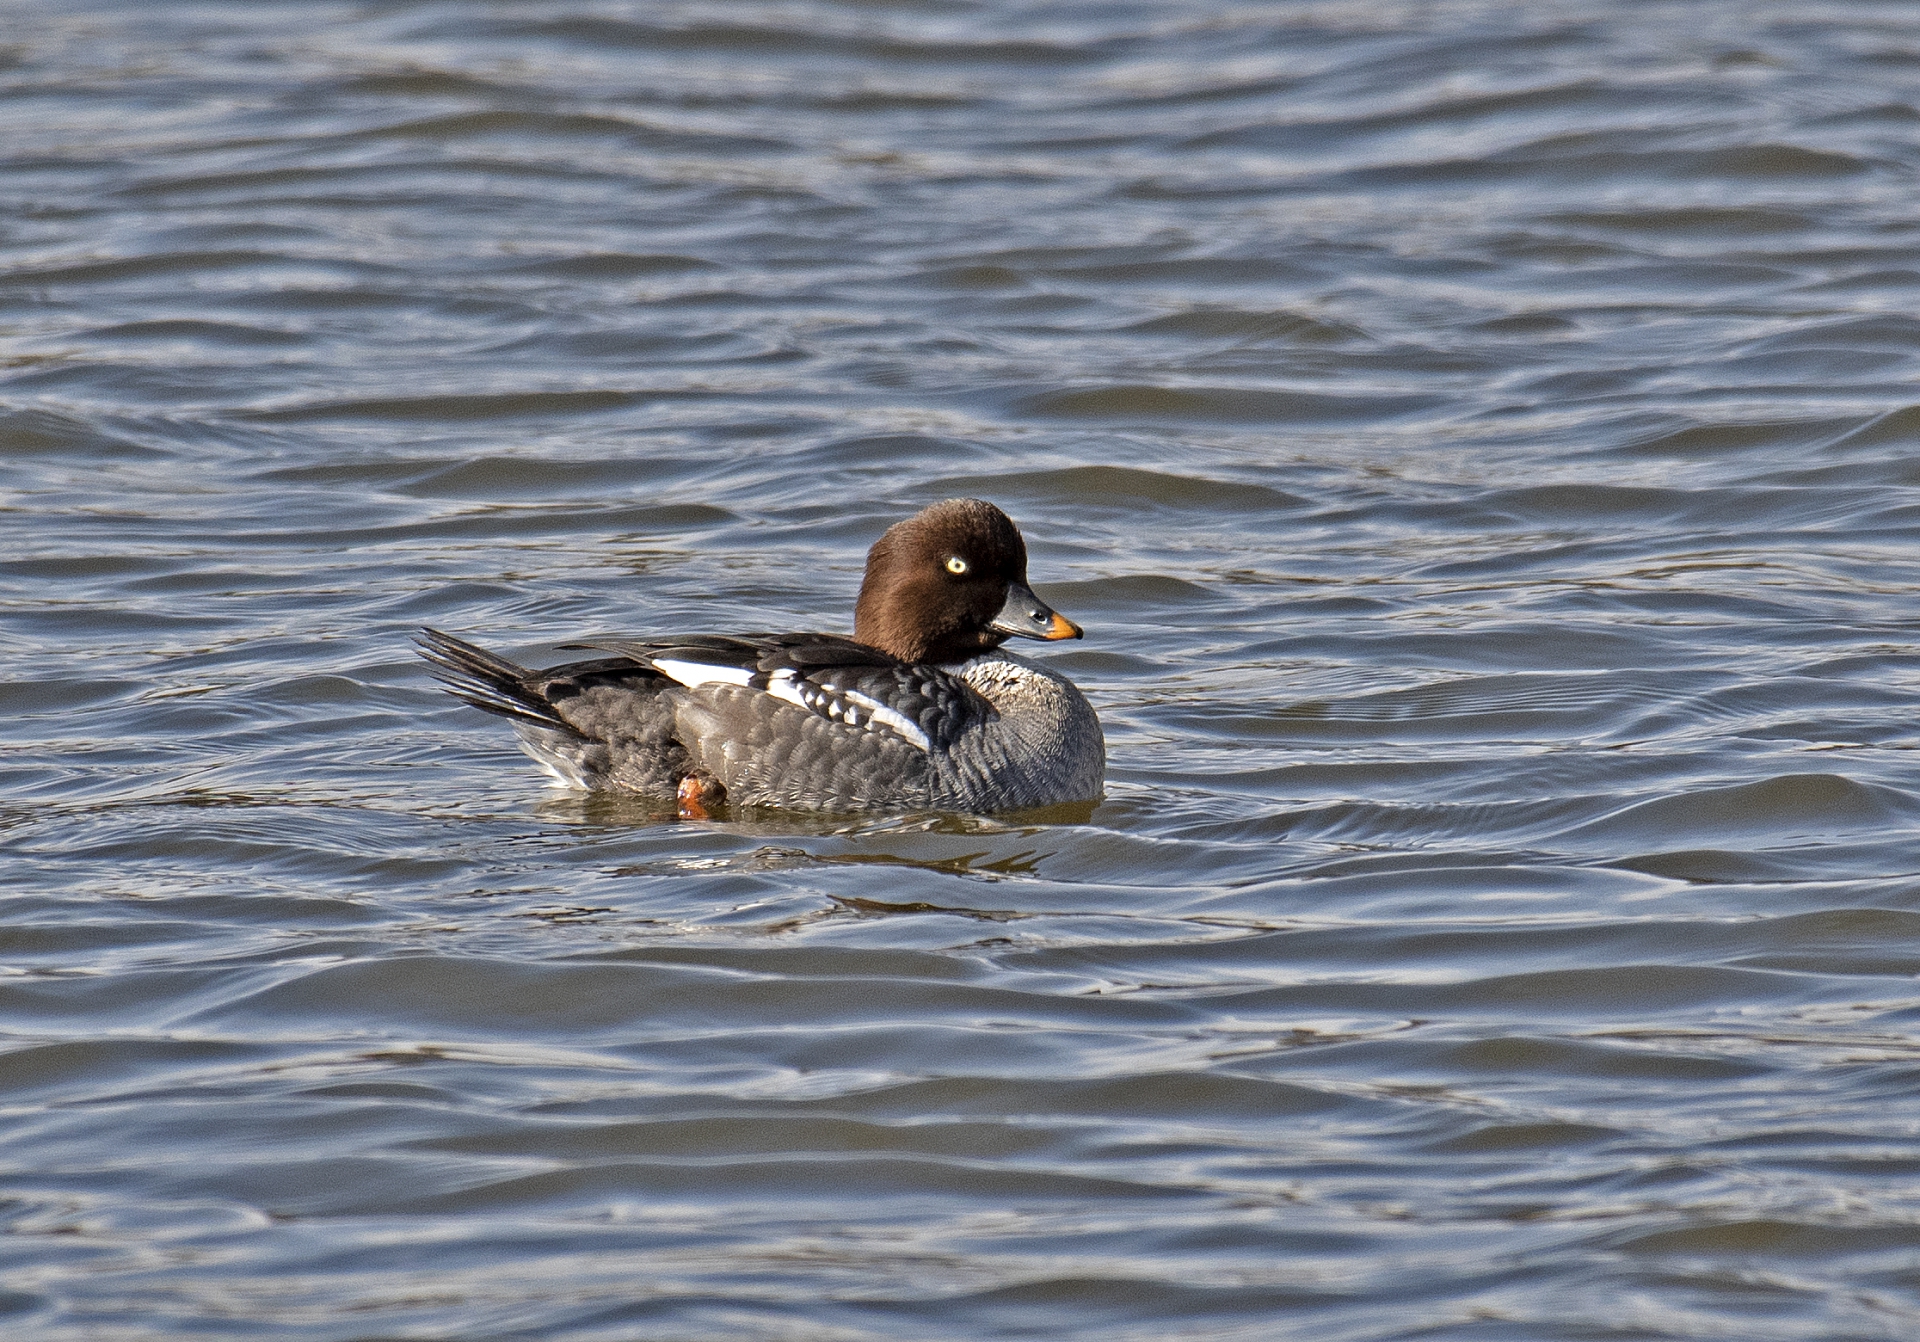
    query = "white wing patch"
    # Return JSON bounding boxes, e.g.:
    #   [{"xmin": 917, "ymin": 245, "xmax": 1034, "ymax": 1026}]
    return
[
  {"xmin": 764, "ymin": 669, "xmax": 811, "ymax": 712},
  {"xmin": 650, "ymin": 658, "xmax": 754, "ymax": 688},
  {"xmin": 762, "ymin": 670, "xmax": 931, "ymax": 752},
  {"xmin": 844, "ymin": 689, "xmax": 931, "ymax": 751}
]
